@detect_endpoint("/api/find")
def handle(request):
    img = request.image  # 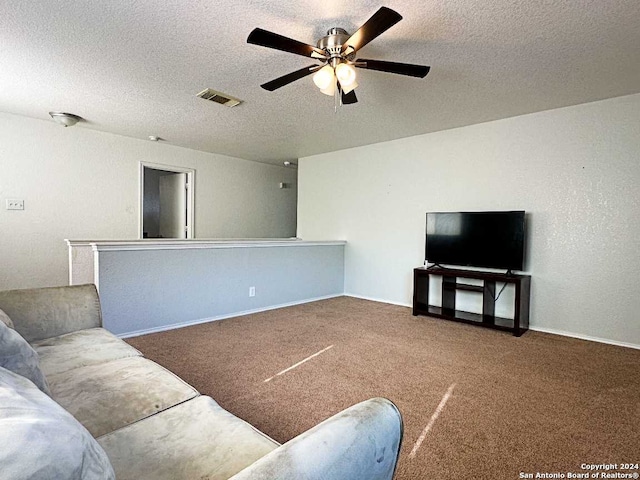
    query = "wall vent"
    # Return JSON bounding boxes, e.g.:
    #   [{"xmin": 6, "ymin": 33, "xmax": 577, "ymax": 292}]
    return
[{"xmin": 196, "ymin": 88, "xmax": 242, "ymax": 107}]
